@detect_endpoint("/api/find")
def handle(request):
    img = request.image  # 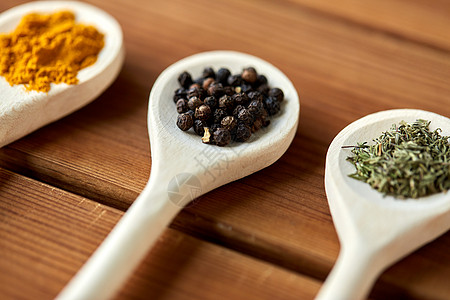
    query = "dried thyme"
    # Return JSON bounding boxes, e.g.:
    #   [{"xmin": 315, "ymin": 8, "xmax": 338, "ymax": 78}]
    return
[{"xmin": 346, "ymin": 119, "xmax": 450, "ymax": 198}]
